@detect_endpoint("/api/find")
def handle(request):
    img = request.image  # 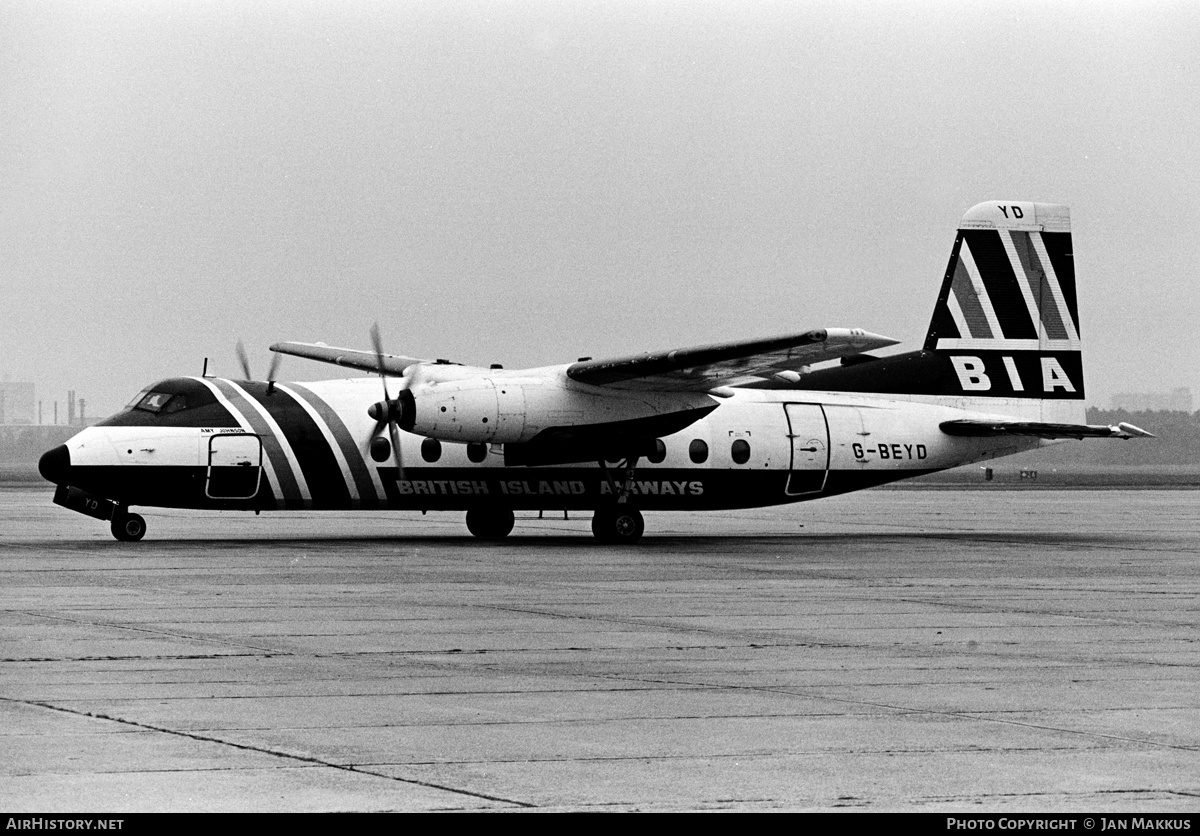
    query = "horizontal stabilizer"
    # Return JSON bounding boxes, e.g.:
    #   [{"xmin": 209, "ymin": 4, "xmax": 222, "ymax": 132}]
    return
[
  {"xmin": 568, "ymin": 328, "xmax": 899, "ymax": 391},
  {"xmin": 270, "ymin": 342, "xmax": 430, "ymax": 376},
  {"xmin": 940, "ymin": 420, "xmax": 1155, "ymax": 440}
]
